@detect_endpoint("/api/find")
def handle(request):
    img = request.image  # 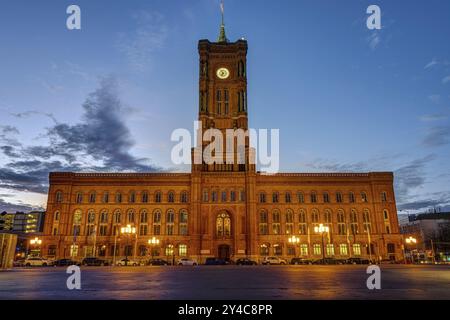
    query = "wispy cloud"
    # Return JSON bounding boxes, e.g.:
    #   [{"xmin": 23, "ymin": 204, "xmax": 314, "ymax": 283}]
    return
[
  {"xmin": 367, "ymin": 32, "xmax": 381, "ymax": 50},
  {"xmin": 419, "ymin": 114, "xmax": 448, "ymax": 122},
  {"xmin": 422, "ymin": 125, "xmax": 450, "ymax": 147},
  {"xmin": 0, "ymin": 198, "xmax": 44, "ymax": 213},
  {"xmin": 442, "ymin": 75, "xmax": 450, "ymax": 84},
  {"xmin": 116, "ymin": 11, "xmax": 168, "ymax": 72},
  {"xmin": 424, "ymin": 58, "xmax": 438, "ymax": 69},
  {"xmin": 428, "ymin": 94, "xmax": 441, "ymax": 104}
]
